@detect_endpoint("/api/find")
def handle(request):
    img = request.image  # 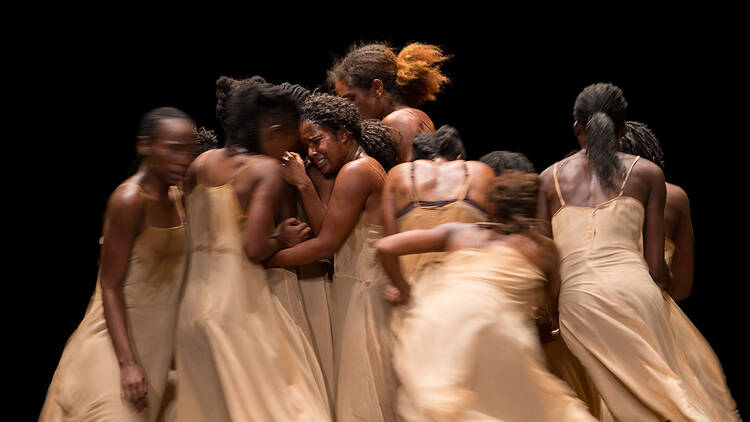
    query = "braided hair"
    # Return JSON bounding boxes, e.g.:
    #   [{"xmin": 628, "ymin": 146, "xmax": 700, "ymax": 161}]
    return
[
  {"xmin": 360, "ymin": 119, "xmax": 399, "ymax": 171},
  {"xmin": 301, "ymin": 93, "xmax": 363, "ymax": 142},
  {"xmin": 619, "ymin": 121, "xmax": 665, "ymax": 170},
  {"xmin": 327, "ymin": 42, "xmax": 451, "ymax": 107},
  {"xmin": 412, "ymin": 125, "xmax": 466, "ymax": 161},
  {"xmin": 573, "ymin": 83, "xmax": 628, "ymax": 191},
  {"xmin": 479, "ymin": 151, "xmax": 535, "ymax": 175}
]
